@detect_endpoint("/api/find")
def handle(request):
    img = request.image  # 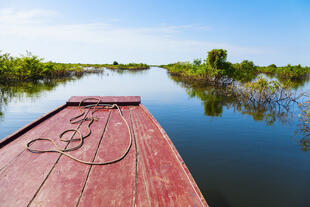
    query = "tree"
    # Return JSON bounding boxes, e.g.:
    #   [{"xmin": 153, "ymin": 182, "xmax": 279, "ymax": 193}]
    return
[
  {"xmin": 193, "ymin": 58, "xmax": 202, "ymax": 66},
  {"xmin": 268, "ymin": 64, "xmax": 277, "ymax": 68},
  {"xmin": 239, "ymin": 60, "xmax": 255, "ymax": 72},
  {"xmin": 207, "ymin": 49, "xmax": 227, "ymax": 70},
  {"xmin": 113, "ymin": 61, "xmax": 118, "ymax": 65},
  {"xmin": 206, "ymin": 49, "xmax": 233, "ymax": 80},
  {"xmin": 232, "ymin": 60, "xmax": 257, "ymax": 82}
]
